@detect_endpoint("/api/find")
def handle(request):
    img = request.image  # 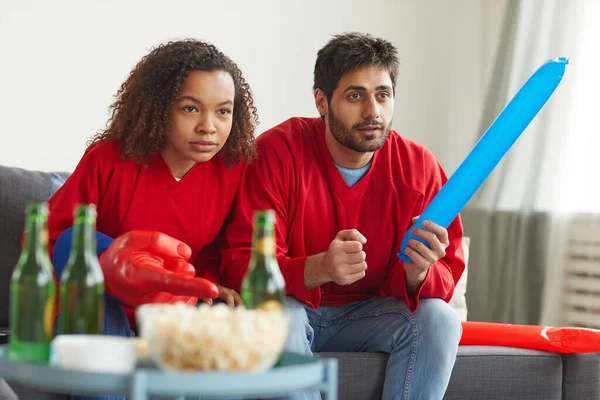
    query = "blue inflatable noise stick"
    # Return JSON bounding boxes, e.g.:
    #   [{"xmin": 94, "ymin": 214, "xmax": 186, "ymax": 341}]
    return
[{"xmin": 398, "ymin": 57, "xmax": 569, "ymax": 262}]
